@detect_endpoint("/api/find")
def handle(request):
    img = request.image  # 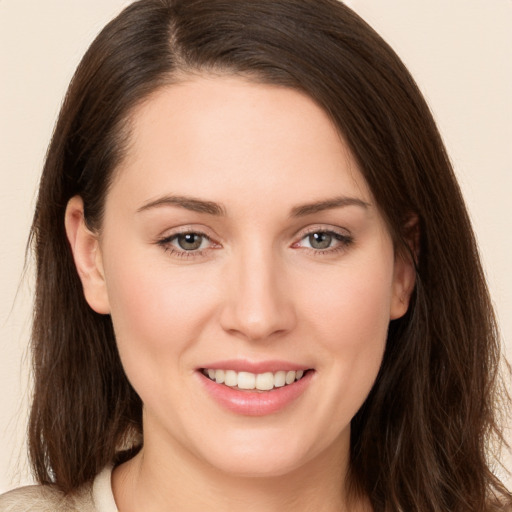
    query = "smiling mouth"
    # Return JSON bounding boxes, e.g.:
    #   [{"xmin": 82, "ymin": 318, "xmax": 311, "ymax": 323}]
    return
[
  {"xmin": 199, "ymin": 366, "xmax": 314, "ymax": 415},
  {"xmin": 201, "ymin": 368, "xmax": 310, "ymax": 392}
]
